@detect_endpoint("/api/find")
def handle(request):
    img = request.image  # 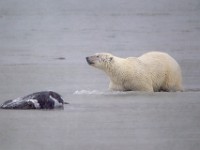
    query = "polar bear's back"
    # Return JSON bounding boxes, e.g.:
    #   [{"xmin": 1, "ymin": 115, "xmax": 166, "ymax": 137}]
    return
[{"xmin": 138, "ymin": 51, "xmax": 183, "ymax": 91}]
